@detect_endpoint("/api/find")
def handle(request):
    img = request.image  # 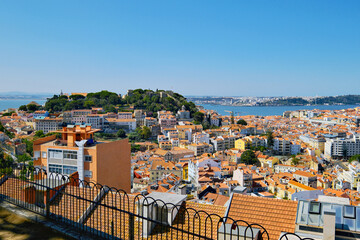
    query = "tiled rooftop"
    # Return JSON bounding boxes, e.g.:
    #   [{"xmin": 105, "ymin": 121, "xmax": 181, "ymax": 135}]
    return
[{"xmin": 227, "ymin": 194, "xmax": 298, "ymax": 240}]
